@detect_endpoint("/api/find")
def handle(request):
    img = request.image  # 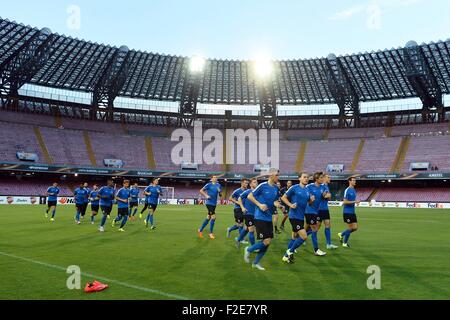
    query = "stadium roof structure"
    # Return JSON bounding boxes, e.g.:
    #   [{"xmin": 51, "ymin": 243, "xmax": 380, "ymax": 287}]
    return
[{"xmin": 1, "ymin": 17, "xmax": 450, "ymax": 128}]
